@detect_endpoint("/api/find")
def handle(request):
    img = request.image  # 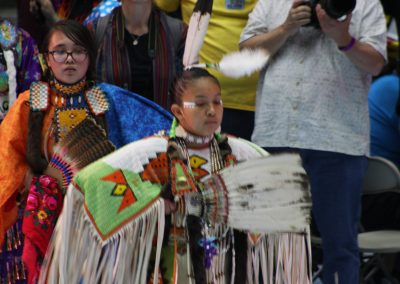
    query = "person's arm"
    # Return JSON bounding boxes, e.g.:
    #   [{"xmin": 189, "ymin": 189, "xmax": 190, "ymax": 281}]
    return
[
  {"xmin": 240, "ymin": 1, "xmax": 311, "ymax": 56},
  {"xmin": 316, "ymin": 4, "xmax": 385, "ymax": 76}
]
